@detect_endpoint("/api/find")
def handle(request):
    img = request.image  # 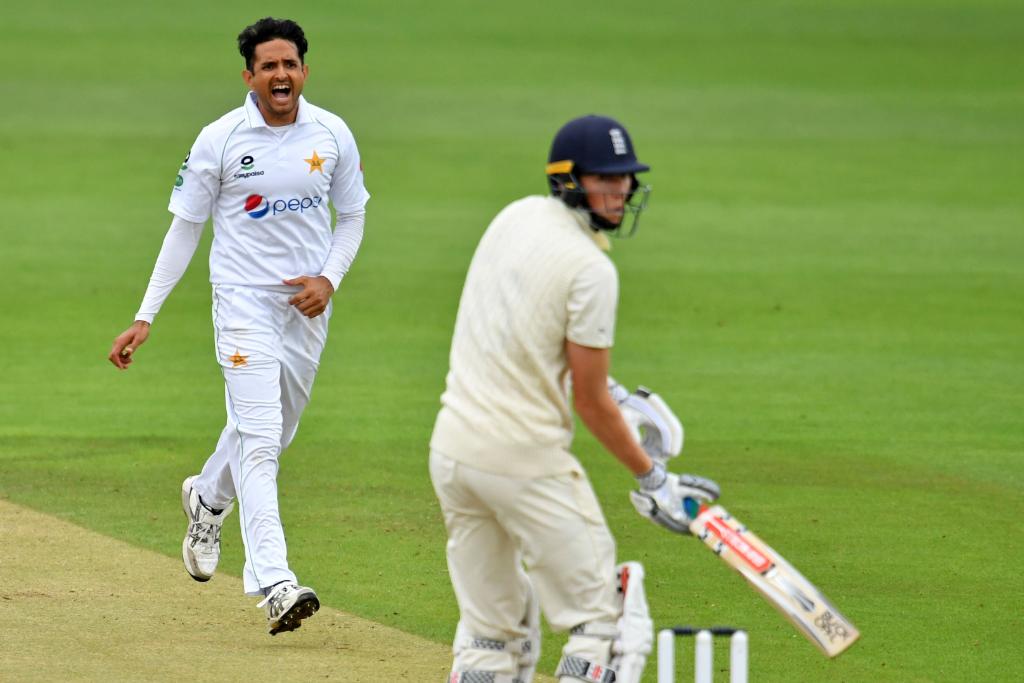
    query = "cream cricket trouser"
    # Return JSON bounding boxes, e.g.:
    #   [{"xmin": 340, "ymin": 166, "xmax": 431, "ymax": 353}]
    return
[
  {"xmin": 194, "ymin": 285, "xmax": 330, "ymax": 596},
  {"xmin": 429, "ymin": 450, "xmax": 620, "ymax": 677}
]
